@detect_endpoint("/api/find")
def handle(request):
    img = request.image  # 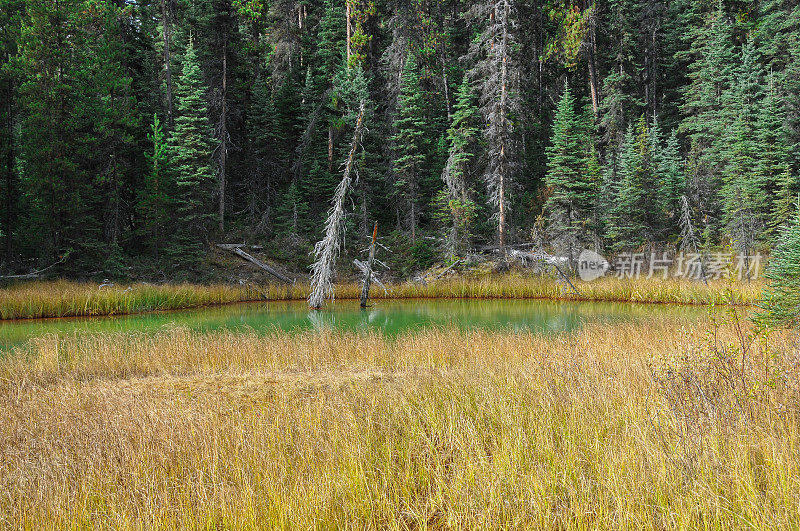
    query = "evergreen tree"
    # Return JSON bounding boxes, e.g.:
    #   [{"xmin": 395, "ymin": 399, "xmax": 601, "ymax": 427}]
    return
[
  {"xmin": 138, "ymin": 114, "xmax": 171, "ymax": 258},
  {"xmin": 470, "ymin": 0, "xmax": 519, "ymax": 254},
  {"xmin": 544, "ymin": 83, "xmax": 597, "ymax": 263},
  {"xmin": 0, "ymin": 0, "xmax": 22, "ymax": 263},
  {"xmin": 606, "ymin": 124, "xmax": 645, "ymax": 250},
  {"xmin": 166, "ymin": 37, "xmax": 215, "ymax": 271},
  {"xmin": 391, "ymin": 52, "xmax": 428, "ymax": 242},
  {"xmin": 654, "ymin": 128, "xmax": 685, "ymax": 241},
  {"xmin": 756, "ymin": 71, "xmax": 793, "ymax": 233},
  {"xmin": 17, "ymin": 0, "xmax": 117, "ymax": 267},
  {"xmin": 771, "ymin": 167, "xmax": 799, "ymax": 234},
  {"xmin": 758, "ymin": 200, "xmax": 800, "ymax": 328},
  {"xmin": 720, "ymin": 40, "xmax": 767, "ymax": 262},
  {"xmin": 439, "ymin": 74, "xmax": 479, "ymax": 257},
  {"xmin": 678, "ymin": 0, "xmax": 734, "ymax": 225},
  {"xmin": 245, "ymin": 74, "xmax": 278, "ymax": 231}
]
